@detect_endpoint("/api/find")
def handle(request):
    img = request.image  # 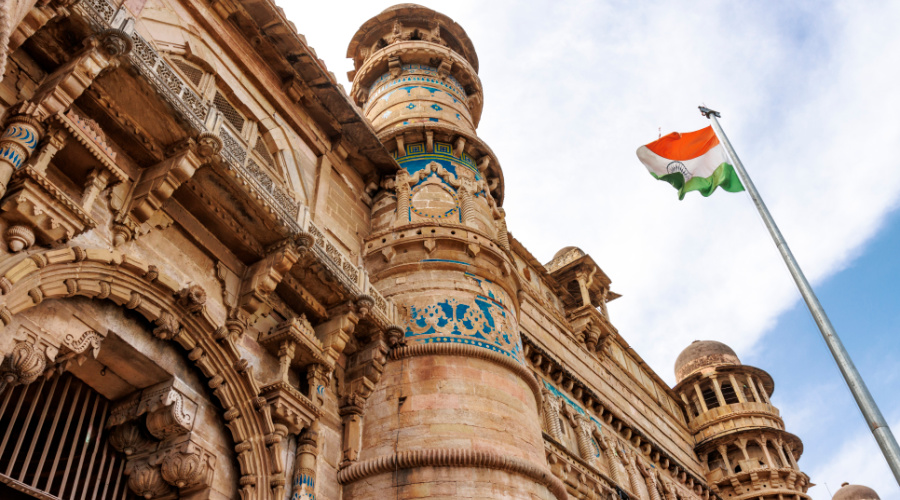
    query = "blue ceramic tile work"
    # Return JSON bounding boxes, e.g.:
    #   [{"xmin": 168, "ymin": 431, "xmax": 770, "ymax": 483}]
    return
[
  {"xmin": 405, "ymin": 274, "xmax": 523, "ymax": 363},
  {"xmin": 0, "ymin": 125, "xmax": 38, "ymax": 169},
  {"xmin": 369, "ymin": 64, "xmax": 466, "ymax": 102},
  {"xmin": 394, "ymin": 142, "xmax": 481, "ymax": 180},
  {"xmin": 291, "ymin": 474, "xmax": 315, "ymax": 500}
]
